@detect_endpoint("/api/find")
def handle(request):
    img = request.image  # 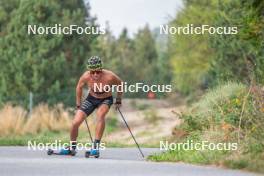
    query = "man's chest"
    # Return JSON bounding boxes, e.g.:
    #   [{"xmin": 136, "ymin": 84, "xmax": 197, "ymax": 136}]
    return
[{"xmin": 87, "ymin": 79, "xmax": 113, "ymax": 88}]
